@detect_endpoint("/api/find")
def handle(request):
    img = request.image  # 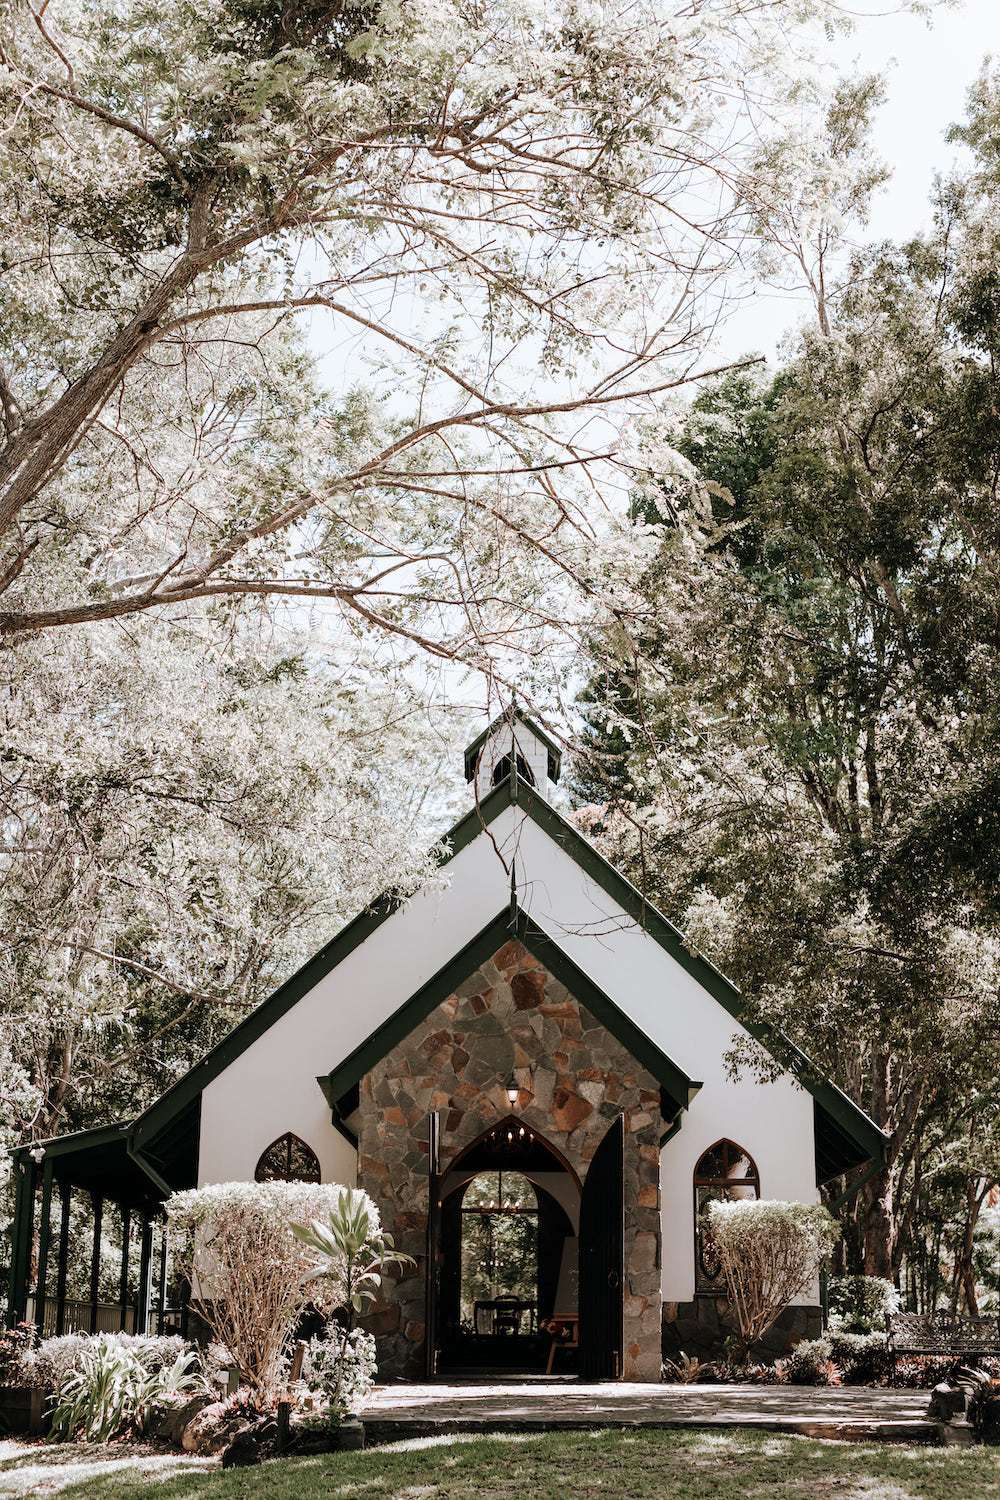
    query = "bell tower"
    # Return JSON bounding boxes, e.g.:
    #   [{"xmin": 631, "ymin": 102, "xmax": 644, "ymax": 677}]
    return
[{"xmin": 463, "ymin": 706, "xmax": 562, "ymax": 803}]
